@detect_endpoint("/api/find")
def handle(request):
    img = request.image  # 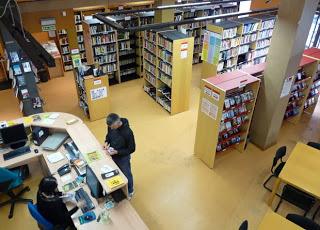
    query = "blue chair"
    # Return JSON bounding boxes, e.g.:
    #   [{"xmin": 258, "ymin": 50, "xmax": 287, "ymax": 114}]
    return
[
  {"xmin": 0, "ymin": 167, "xmax": 32, "ymax": 218},
  {"xmin": 28, "ymin": 202, "xmax": 54, "ymax": 230}
]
